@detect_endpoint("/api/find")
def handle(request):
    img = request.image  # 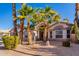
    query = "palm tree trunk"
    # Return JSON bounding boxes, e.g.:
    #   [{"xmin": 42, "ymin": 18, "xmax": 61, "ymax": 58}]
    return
[
  {"xmin": 44, "ymin": 21, "xmax": 50, "ymax": 46},
  {"xmin": 44, "ymin": 27, "xmax": 48, "ymax": 42},
  {"xmin": 19, "ymin": 3, "xmax": 24, "ymax": 44},
  {"xmin": 12, "ymin": 3, "xmax": 17, "ymax": 36},
  {"xmin": 20, "ymin": 19, "xmax": 24, "ymax": 44},
  {"xmin": 44, "ymin": 20, "xmax": 48, "ymax": 41},
  {"xmin": 27, "ymin": 16, "xmax": 32, "ymax": 45}
]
